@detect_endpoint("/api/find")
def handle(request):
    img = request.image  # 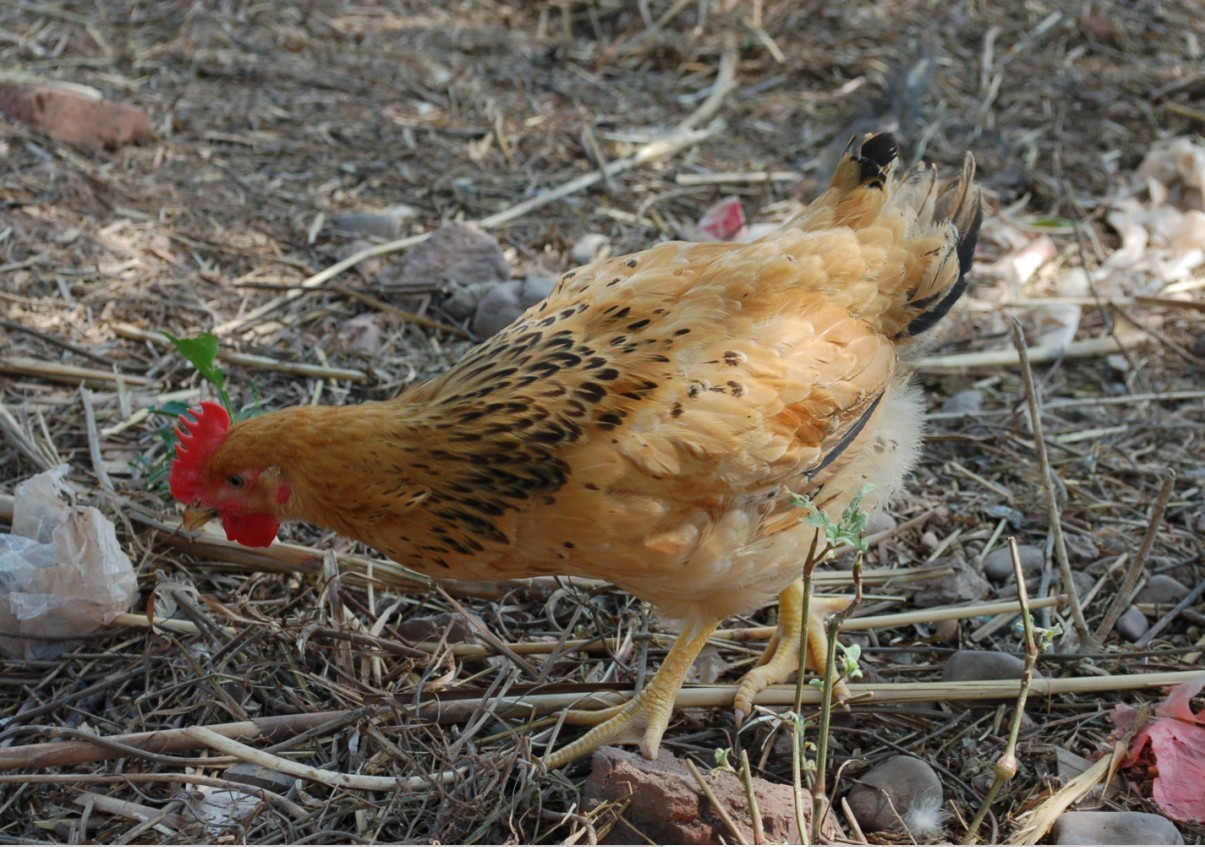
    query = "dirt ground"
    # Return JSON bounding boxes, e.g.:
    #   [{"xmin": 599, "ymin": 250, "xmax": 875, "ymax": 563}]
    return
[{"xmin": 1, "ymin": 1, "xmax": 1202, "ymax": 843}]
